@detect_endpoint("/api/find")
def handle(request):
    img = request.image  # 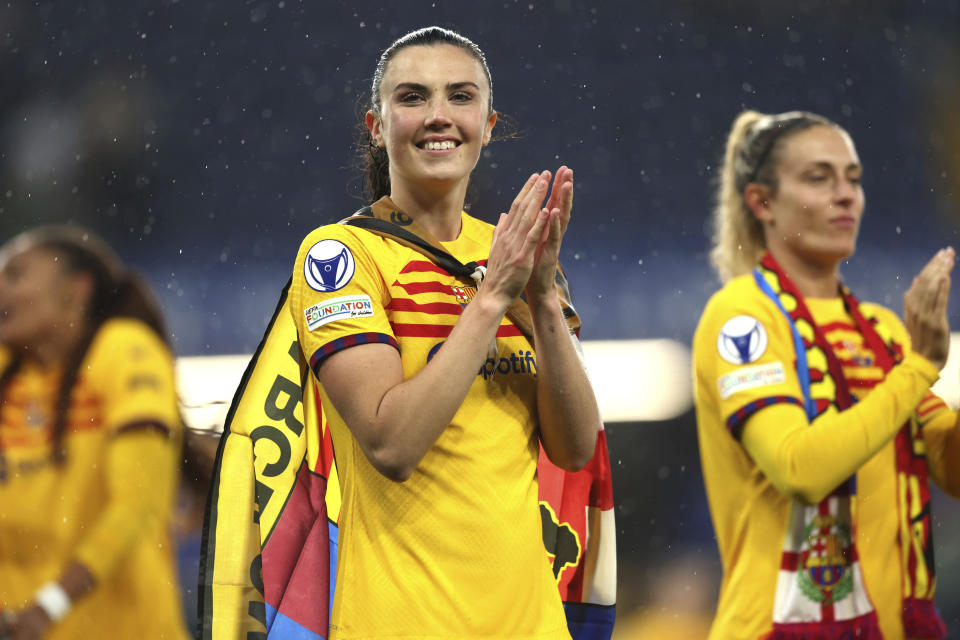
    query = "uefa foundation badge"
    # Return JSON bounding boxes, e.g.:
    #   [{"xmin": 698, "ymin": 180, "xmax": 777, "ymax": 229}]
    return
[{"xmin": 304, "ymin": 239, "xmax": 355, "ymax": 292}]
